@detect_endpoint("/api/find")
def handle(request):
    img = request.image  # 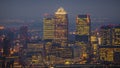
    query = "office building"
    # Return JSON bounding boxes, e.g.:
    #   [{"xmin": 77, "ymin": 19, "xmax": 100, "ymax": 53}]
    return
[
  {"xmin": 112, "ymin": 25, "xmax": 120, "ymax": 45},
  {"xmin": 76, "ymin": 14, "xmax": 91, "ymax": 43},
  {"xmin": 99, "ymin": 24, "xmax": 120, "ymax": 63},
  {"xmin": 43, "ymin": 15, "xmax": 55, "ymax": 41},
  {"xmin": 75, "ymin": 14, "xmax": 91, "ymax": 58},
  {"xmin": 99, "ymin": 25, "xmax": 112, "ymax": 45},
  {"xmin": 99, "ymin": 24, "xmax": 120, "ymax": 46},
  {"xmin": 54, "ymin": 7, "xmax": 68, "ymax": 45}
]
